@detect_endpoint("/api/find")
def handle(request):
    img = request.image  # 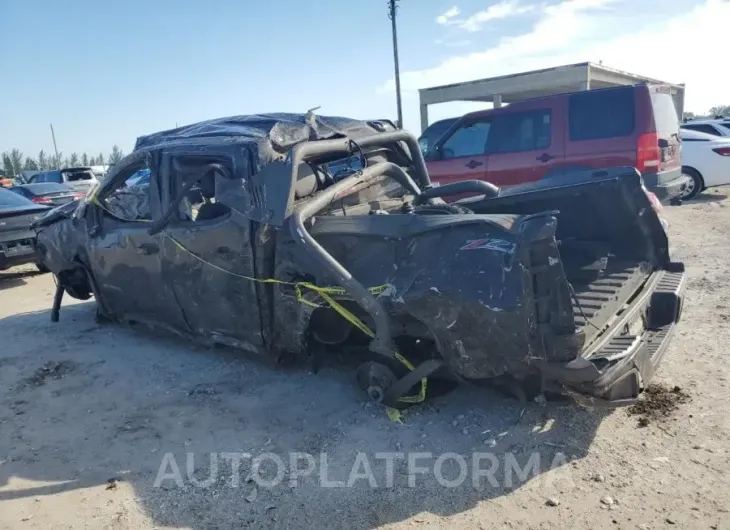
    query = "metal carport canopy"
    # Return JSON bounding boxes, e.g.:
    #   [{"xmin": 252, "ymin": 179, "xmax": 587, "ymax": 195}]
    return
[{"xmin": 417, "ymin": 62, "xmax": 685, "ymax": 132}]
